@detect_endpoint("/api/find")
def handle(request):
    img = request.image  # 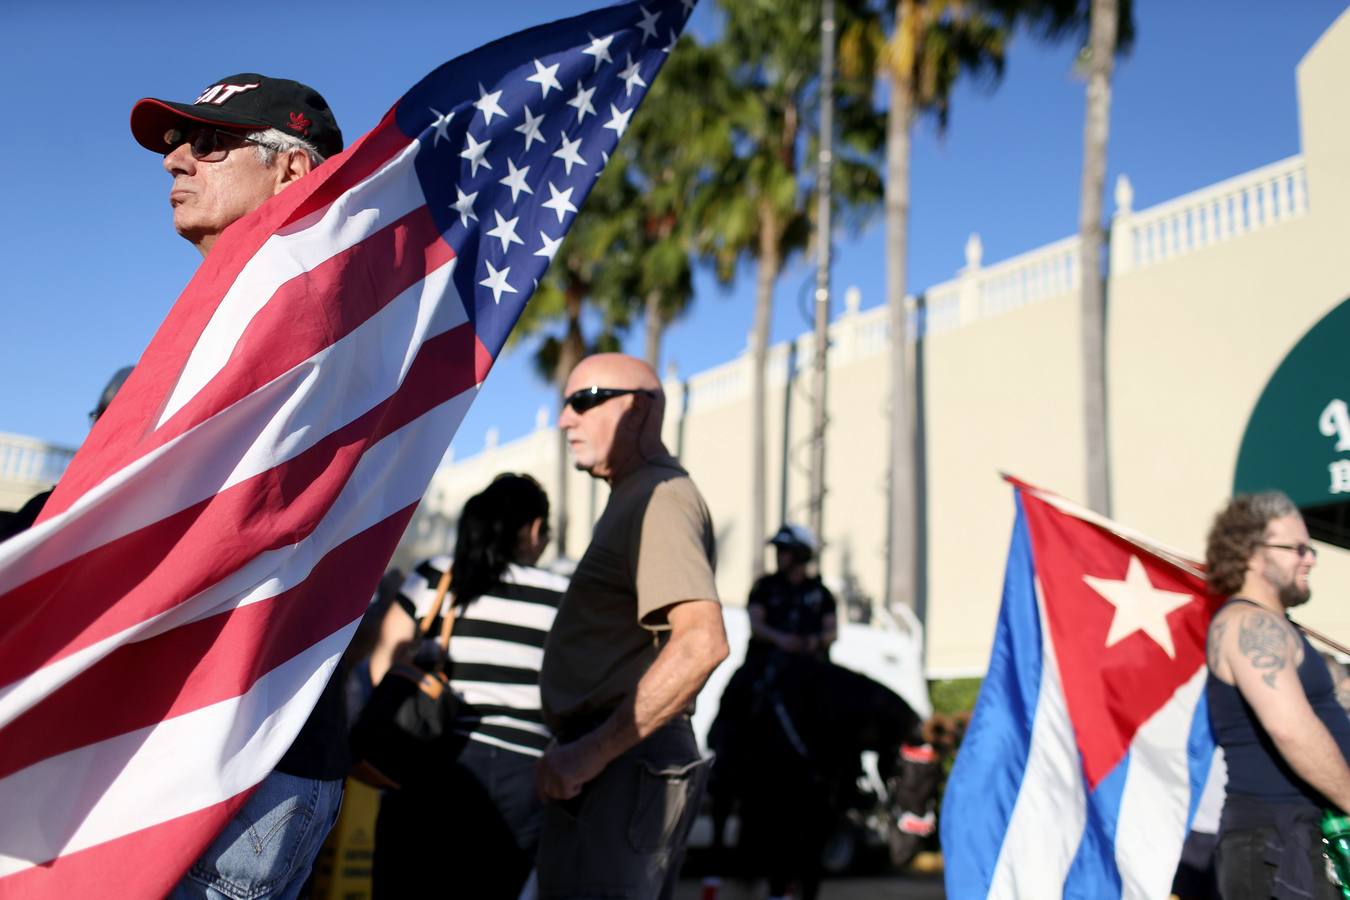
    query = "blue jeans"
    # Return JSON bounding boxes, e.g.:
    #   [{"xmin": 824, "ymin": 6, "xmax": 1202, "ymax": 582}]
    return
[{"xmin": 170, "ymin": 771, "xmax": 343, "ymax": 900}]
